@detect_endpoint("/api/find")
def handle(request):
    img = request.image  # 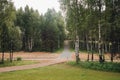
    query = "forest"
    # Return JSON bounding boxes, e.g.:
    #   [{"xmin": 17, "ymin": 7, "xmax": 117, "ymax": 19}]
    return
[
  {"xmin": 0, "ymin": 1, "xmax": 120, "ymax": 79},
  {"xmin": 59, "ymin": 0, "xmax": 120, "ymax": 62},
  {"xmin": 0, "ymin": 0, "xmax": 65, "ymax": 63},
  {"xmin": 0, "ymin": 0, "xmax": 120, "ymax": 63}
]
